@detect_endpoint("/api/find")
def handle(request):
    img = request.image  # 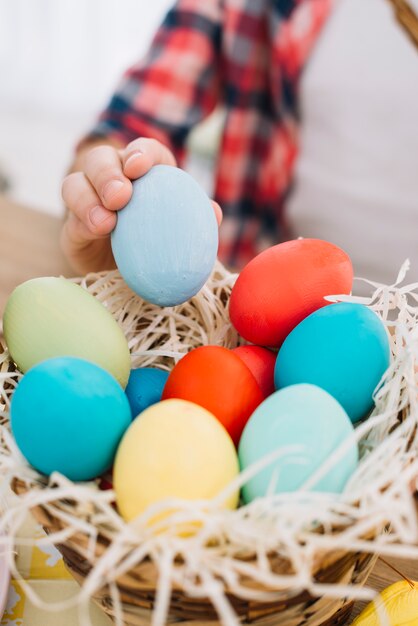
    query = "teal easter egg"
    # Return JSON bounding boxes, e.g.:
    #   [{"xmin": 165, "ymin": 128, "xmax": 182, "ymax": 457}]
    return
[
  {"xmin": 275, "ymin": 303, "xmax": 390, "ymax": 423},
  {"xmin": 238, "ymin": 384, "xmax": 358, "ymax": 504},
  {"xmin": 125, "ymin": 367, "xmax": 169, "ymax": 418},
  {"xmin": 111, "ymin": 165, "xmax": 218, "ymax": 306},
  {"xmin": 11, "ymin": 357, "xmax": 131, "ymax": 481}
]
